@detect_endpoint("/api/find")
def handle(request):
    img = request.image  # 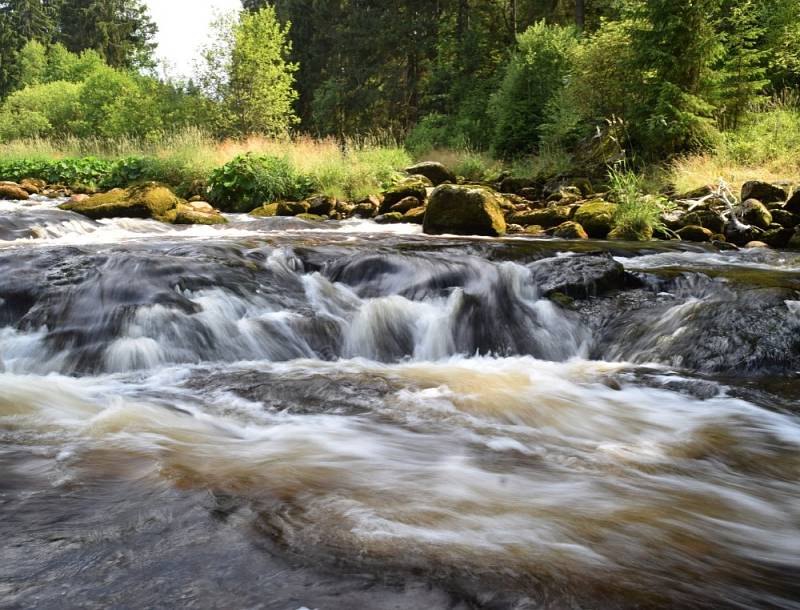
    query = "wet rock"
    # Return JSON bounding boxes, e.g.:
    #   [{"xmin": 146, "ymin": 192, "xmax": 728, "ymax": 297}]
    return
[
  {"xmin": 0, "ymin": 182, "xmax": 29, "ymax": 201},
  {"xmin": 423, "ymin": 184, "xmax": 506, "ymax": 237},
  {"xmin": 59, "ymin": 183, "xmax": 181, "ymax": 221},
  {"xmin": 529, "ymin": 252, "xmax": 627, "ymax": 299},
  {"xmin": 573, "ymin": 201, "xmax": 617, "ymax": 238},
  {"xmin": 352, "ymin": 201, "xmax": 378, "ymax": 218},
  {"xmin": 404, "ymin": 162, "xmax": 455, "ymax": 186},
  {"xmin": 788, "ymin": 230, "xmax": 800, "ymax": 249},
  {"xmin": 390, "ymin": 196, "xmax": 423, "ymax": 214},
  {"xmin": 713, "ymin": 239, "xmax": 739, "ymax": 251},
  {"xmin": 296, "ymin": 213, "xmax": 327, "ymax": 222},
  {"xmin": 523, "ymin": 225, "xmax": 547, "ymax": 236},
  {"xmin": 552, "ymin": 221, "xmax": 588, "ymax": 239},
  {"xmin": 518, "ymin": 187, "xmax": 540, "ymax": 202},
  {"xmin": 499, "ymin": 176, "xmax": 538, "ymax": 196},
  {"xmin": 66, "ymin": 193, "xmax": 90, "ymax": 205},
  {"xmin": 682, "ymin": 210, "xmax": 725, "ymax": 234},
  {"xmin": 380, "ymin": 176, "xmax": 432, "ymax": 214},
  {"xmin": 740, "ymin": 199, "xmax": 773, "ymax": 229},
  {"xmin": 508, "ymin": 206, "xmax": 571, "ymax": 228},
  {"xmin": 546, "ymin": 186, "xmax": 582, "ymax": 205},
  {"xmin": 677, "ymin": 225, "xmax": 713, "ymax": 242},
  {"xmin": 172, "ymin": 201, "xmax": 227, "ymax": 225},
  {"xmin": 544, "ymin": 176, "xmax": 593, "ymax": 198},
  {"xmin": 375, "ymin": 212, "xmax": 405, "ymax": 224},
  {"xmin": 741, "ymin": 181, "xmax": 787, "ymax": 204},
  {"xmin": 744, "ymin": 241, "xmax": 770, "ymax": 249}
]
